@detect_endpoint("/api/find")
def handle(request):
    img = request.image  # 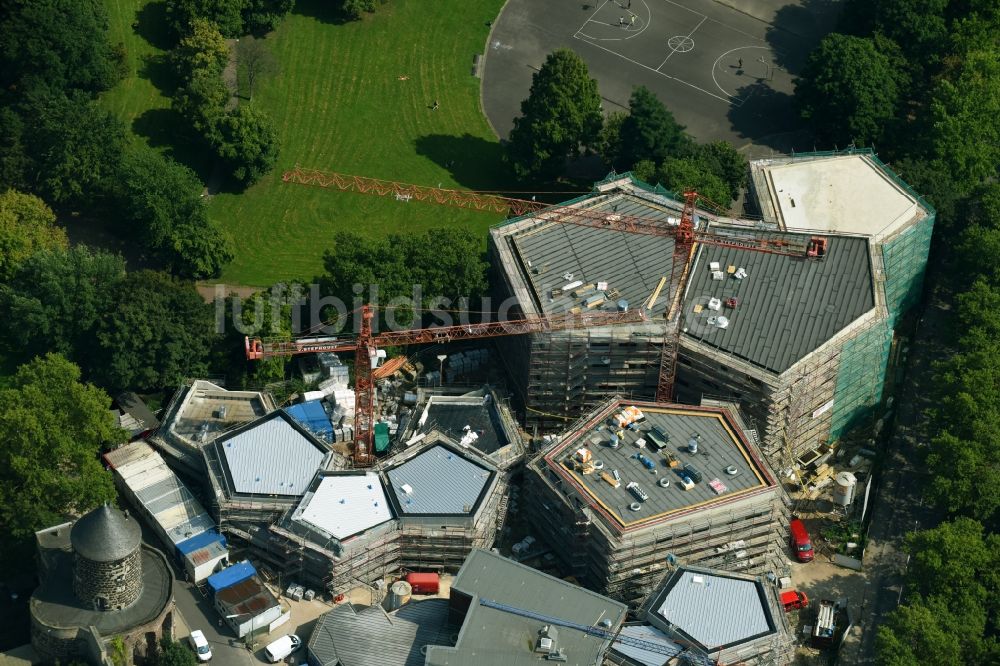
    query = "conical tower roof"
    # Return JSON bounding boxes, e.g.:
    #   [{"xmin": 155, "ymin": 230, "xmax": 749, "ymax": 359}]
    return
[{"xmin": 70, "ymin": 504, "xmax": 141, "ymax": 562}]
